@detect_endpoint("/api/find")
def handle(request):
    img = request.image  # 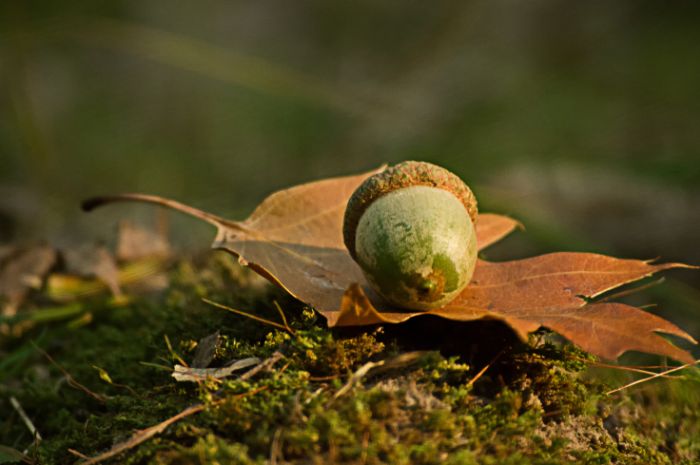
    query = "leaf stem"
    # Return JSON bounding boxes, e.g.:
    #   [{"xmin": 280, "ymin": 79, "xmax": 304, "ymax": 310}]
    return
[{"xmin": 82, "ymin": 193, "xmax": 247, "ymax": 231}]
